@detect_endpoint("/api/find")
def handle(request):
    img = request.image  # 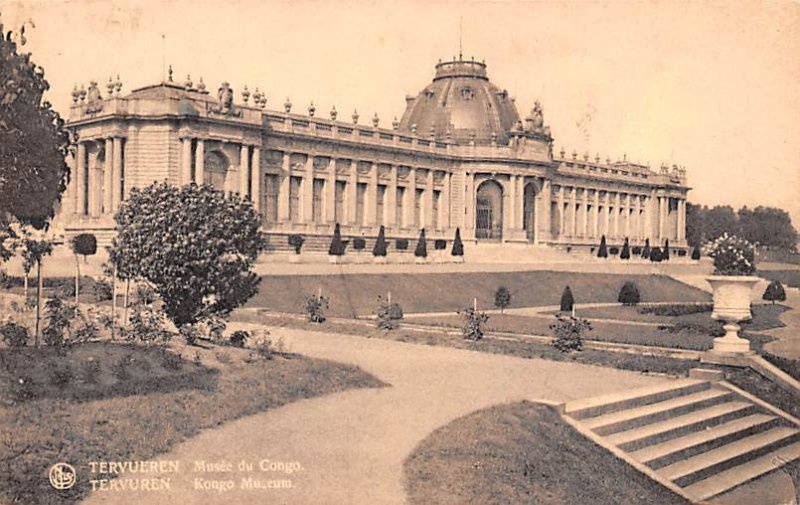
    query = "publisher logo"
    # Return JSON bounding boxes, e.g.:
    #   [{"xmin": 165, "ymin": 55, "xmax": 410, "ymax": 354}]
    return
[{"xmin": 49, "ymin": 463, "xmax": 77, "ymax": 490}]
